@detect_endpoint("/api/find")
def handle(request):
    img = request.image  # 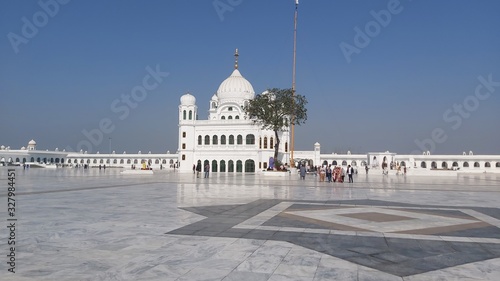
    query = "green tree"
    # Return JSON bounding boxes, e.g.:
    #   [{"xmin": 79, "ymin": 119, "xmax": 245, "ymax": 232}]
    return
[{"xmin": 244, "ymin": 88, "xmax": 307, "ymax": 167}]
